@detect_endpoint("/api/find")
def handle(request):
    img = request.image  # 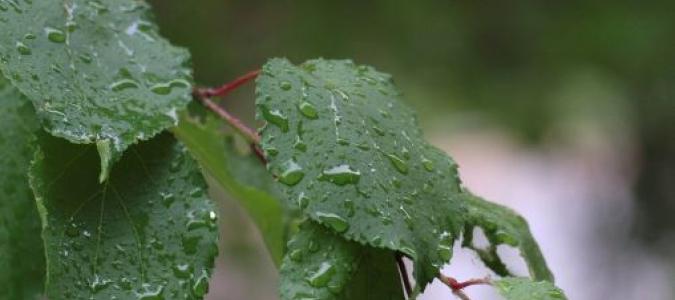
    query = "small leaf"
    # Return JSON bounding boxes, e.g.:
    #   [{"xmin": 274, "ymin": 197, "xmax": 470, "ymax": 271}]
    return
[
  {"xmin": 0, "ymin": 77, "xmax": 44, "ymax": 299},
  {"xmin": 173, "ymin": 105, "xmax": 287, "ymax": 265},
  {"xmin": 30, "ymin": 133, "xmax": 218, "ymax": 299},
  {"xmin": 462, "ymin": 192, "xmax": 553, "ymax": 281},
  {"xmin": 0, "ymin": 0, "xmax": 193, "ymax": 179},
  {"xmin": 494, "ymin": 277, "xmax": 567, "ymax": 300},
  {"xmin": 280, "ymin": 220, "xmax": 404, "ymax": 300},
  {"xmin": 256, "ymin": 58, "xmax": 464, "ymax": 287}
]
